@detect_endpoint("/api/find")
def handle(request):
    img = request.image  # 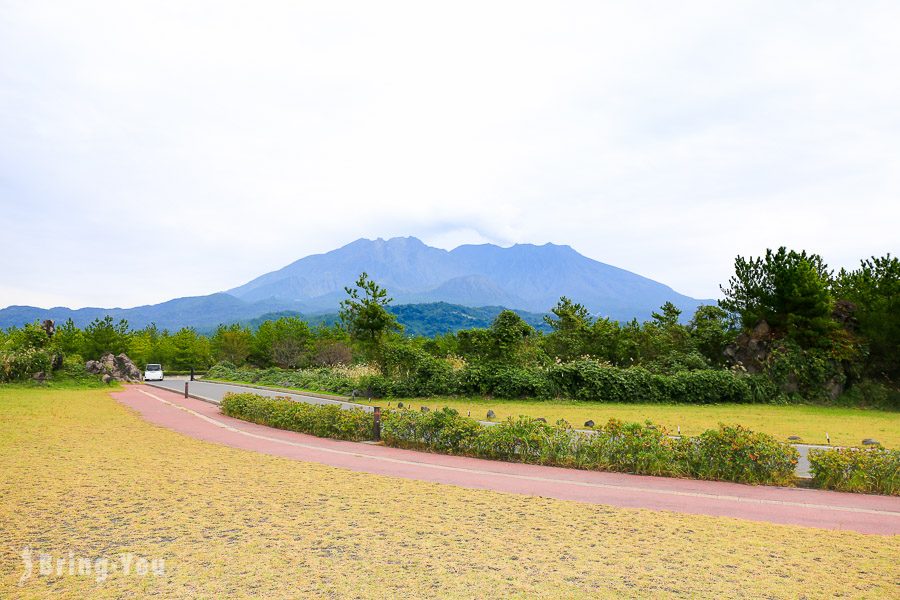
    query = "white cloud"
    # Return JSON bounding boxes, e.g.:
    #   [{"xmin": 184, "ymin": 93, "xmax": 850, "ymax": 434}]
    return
[{"xmin": 1, "ymin": 1, "xmax": 898, "ymax": 308}]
